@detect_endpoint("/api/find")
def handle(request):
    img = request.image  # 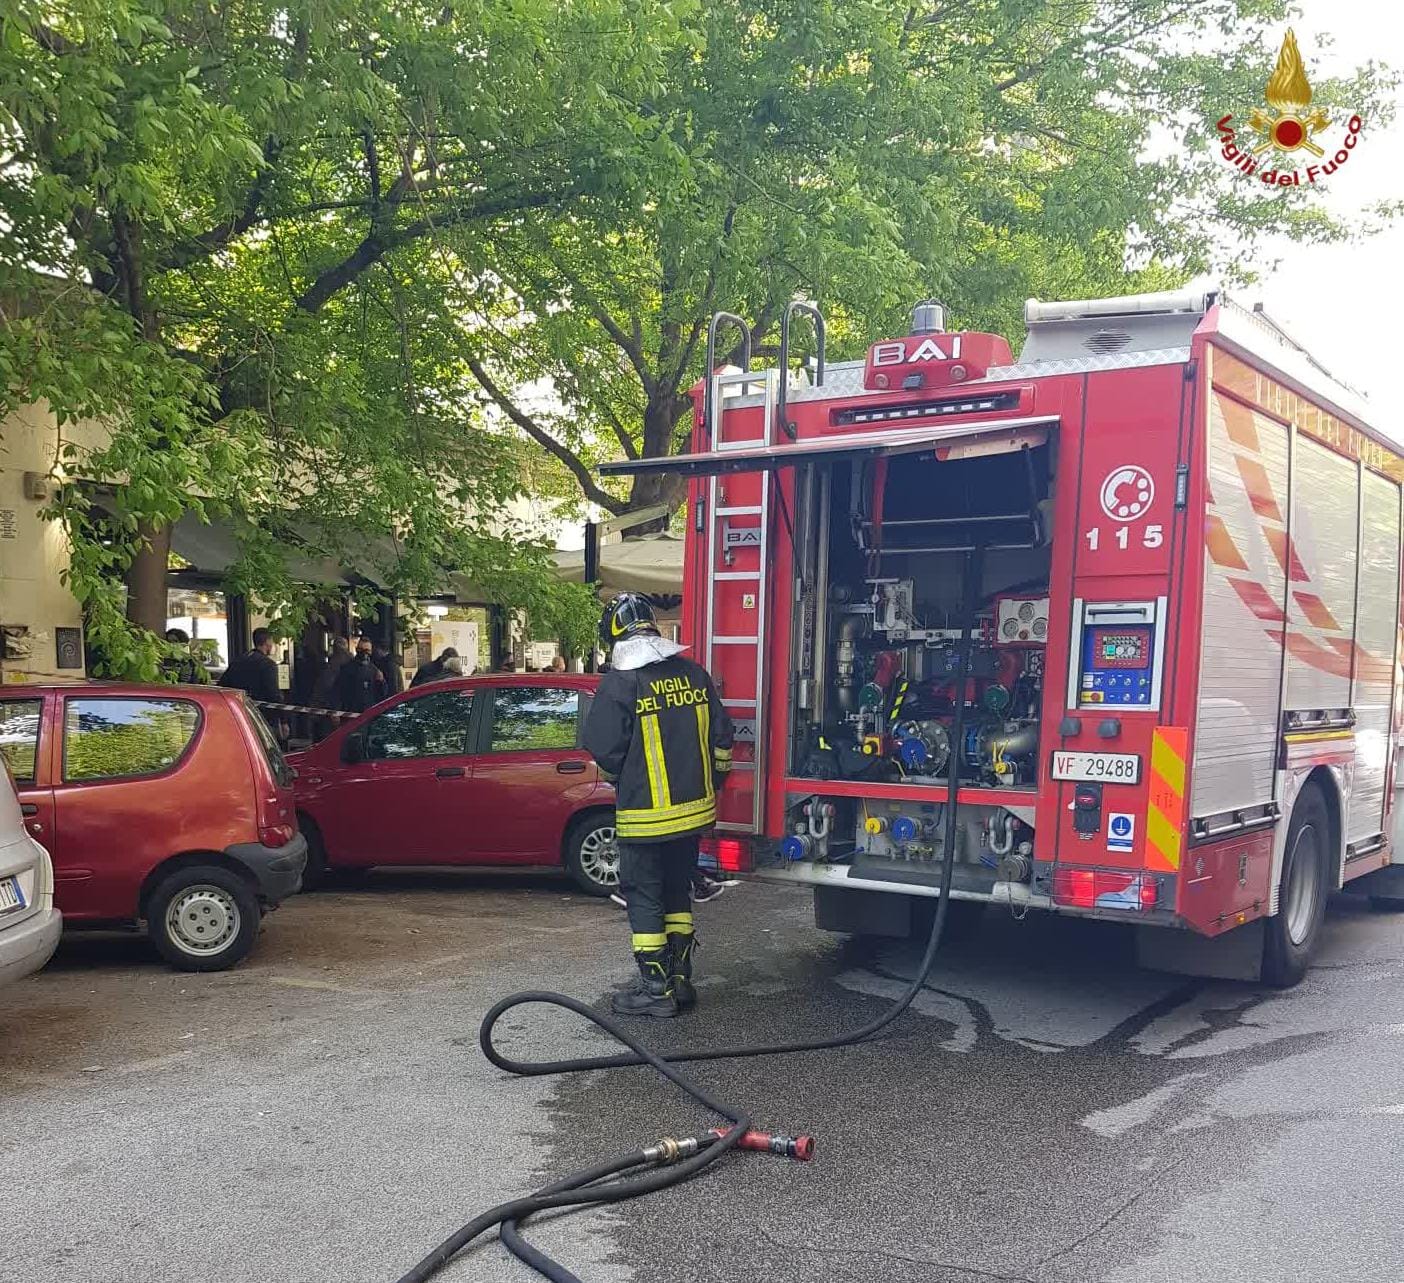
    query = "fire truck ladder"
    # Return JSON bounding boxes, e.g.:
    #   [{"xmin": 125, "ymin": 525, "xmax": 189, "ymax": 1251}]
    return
[
  {"xmin": 701, "ymin": 312, "xmax": 768, "ymax": 833},
  {"xmin": 700, "ymin": 306, "xmax": 825, "ymax": 833}
]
